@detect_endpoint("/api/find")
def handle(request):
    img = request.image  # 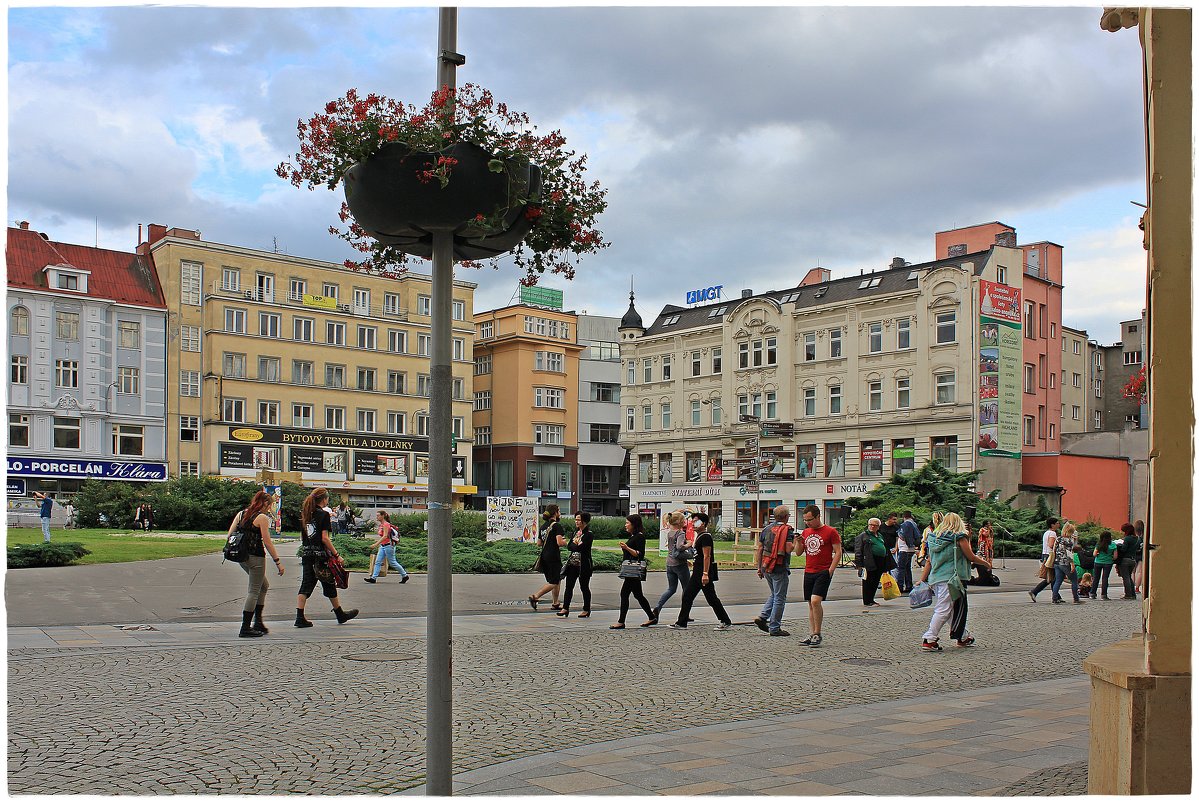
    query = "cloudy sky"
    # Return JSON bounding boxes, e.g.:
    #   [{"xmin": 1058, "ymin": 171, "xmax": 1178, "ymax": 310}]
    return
[{"xmin": 7, "ymin": 4, "xmax": 1146, "ymax": 344}]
